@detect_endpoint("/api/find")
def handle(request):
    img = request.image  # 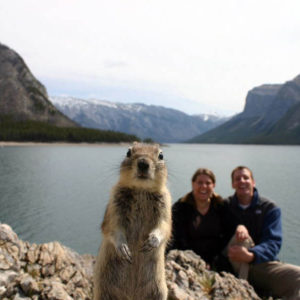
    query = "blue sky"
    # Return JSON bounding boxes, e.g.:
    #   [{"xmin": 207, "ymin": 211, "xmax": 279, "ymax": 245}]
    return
[{"xmin": 1, "ymin": 0, "xmax": 300, "ymax": 116}]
